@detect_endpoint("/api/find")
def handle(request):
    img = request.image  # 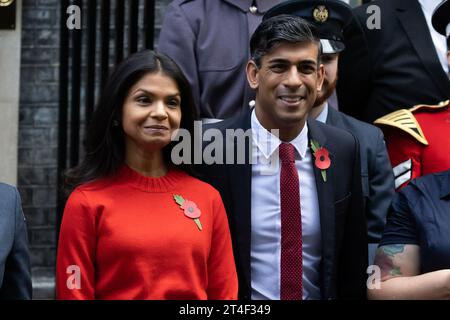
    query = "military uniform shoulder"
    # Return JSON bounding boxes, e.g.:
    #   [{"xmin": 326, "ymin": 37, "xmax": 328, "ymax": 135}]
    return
[
  {"xmin": 374, "ymin": 108, "xmax": 427, "ymax": 146},
  {"xmin": 374, "ymin": 100, "xmax": 449, "ymax": 145},
  {"xmin": 409, "ymin": 99, "xmax": 450, "ymax": 113}
]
